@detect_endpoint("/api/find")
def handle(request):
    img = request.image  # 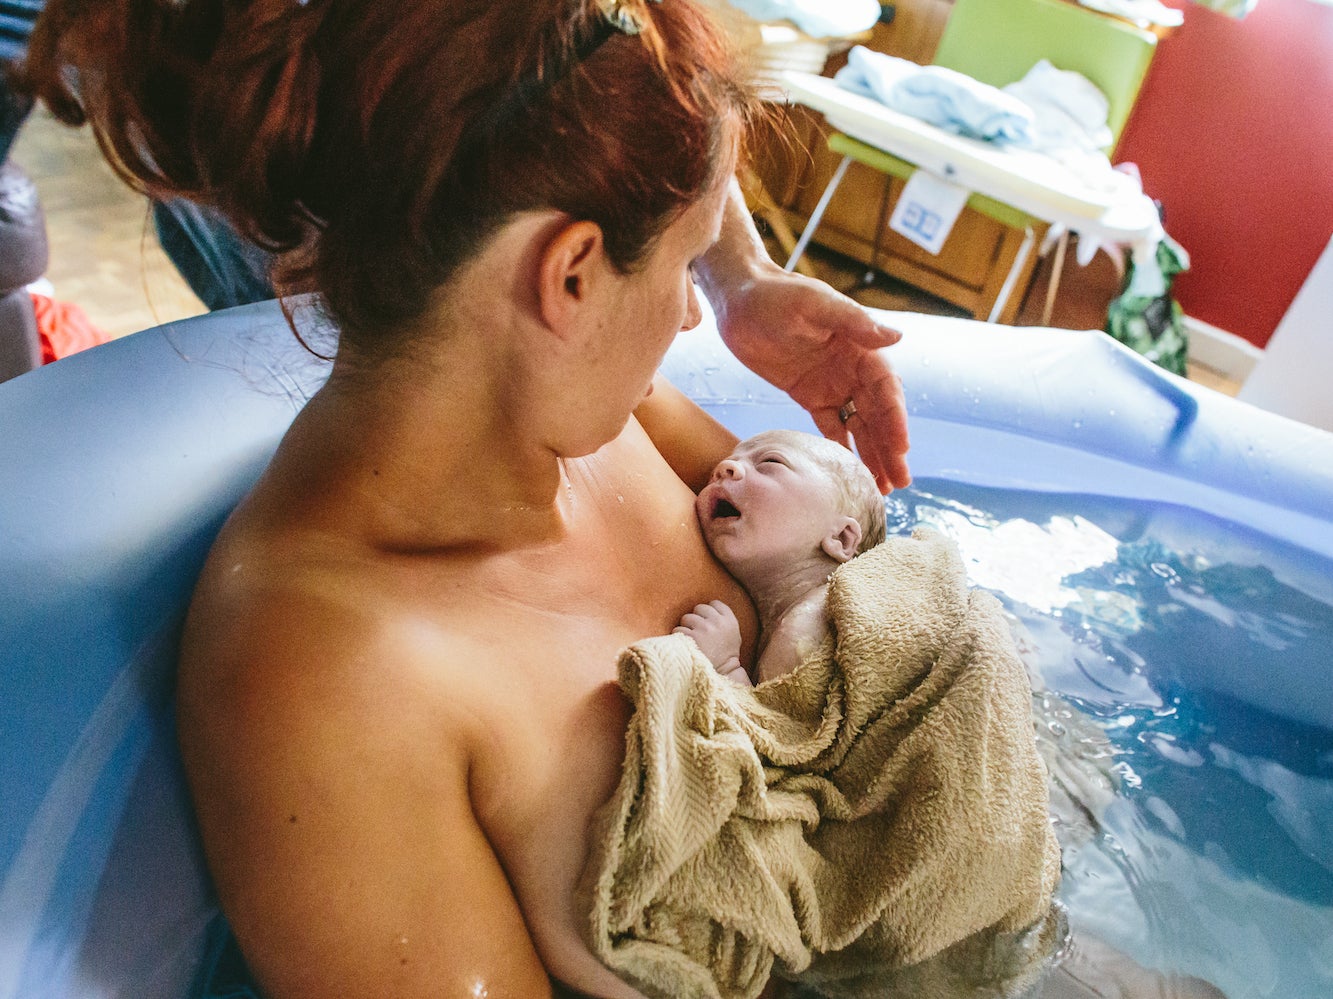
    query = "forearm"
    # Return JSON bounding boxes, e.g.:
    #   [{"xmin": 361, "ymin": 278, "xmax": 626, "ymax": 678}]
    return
[
  {"xmin": 687, "ymin": 176, "xmax": 912, "ymax": 492},
  {"xmin": 691, "ymin": 178, "xmax": 772, "ymax": 314},
  {"xmin": 634, "ymin": 374, "xmax": 738, "ymax": 493}
]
